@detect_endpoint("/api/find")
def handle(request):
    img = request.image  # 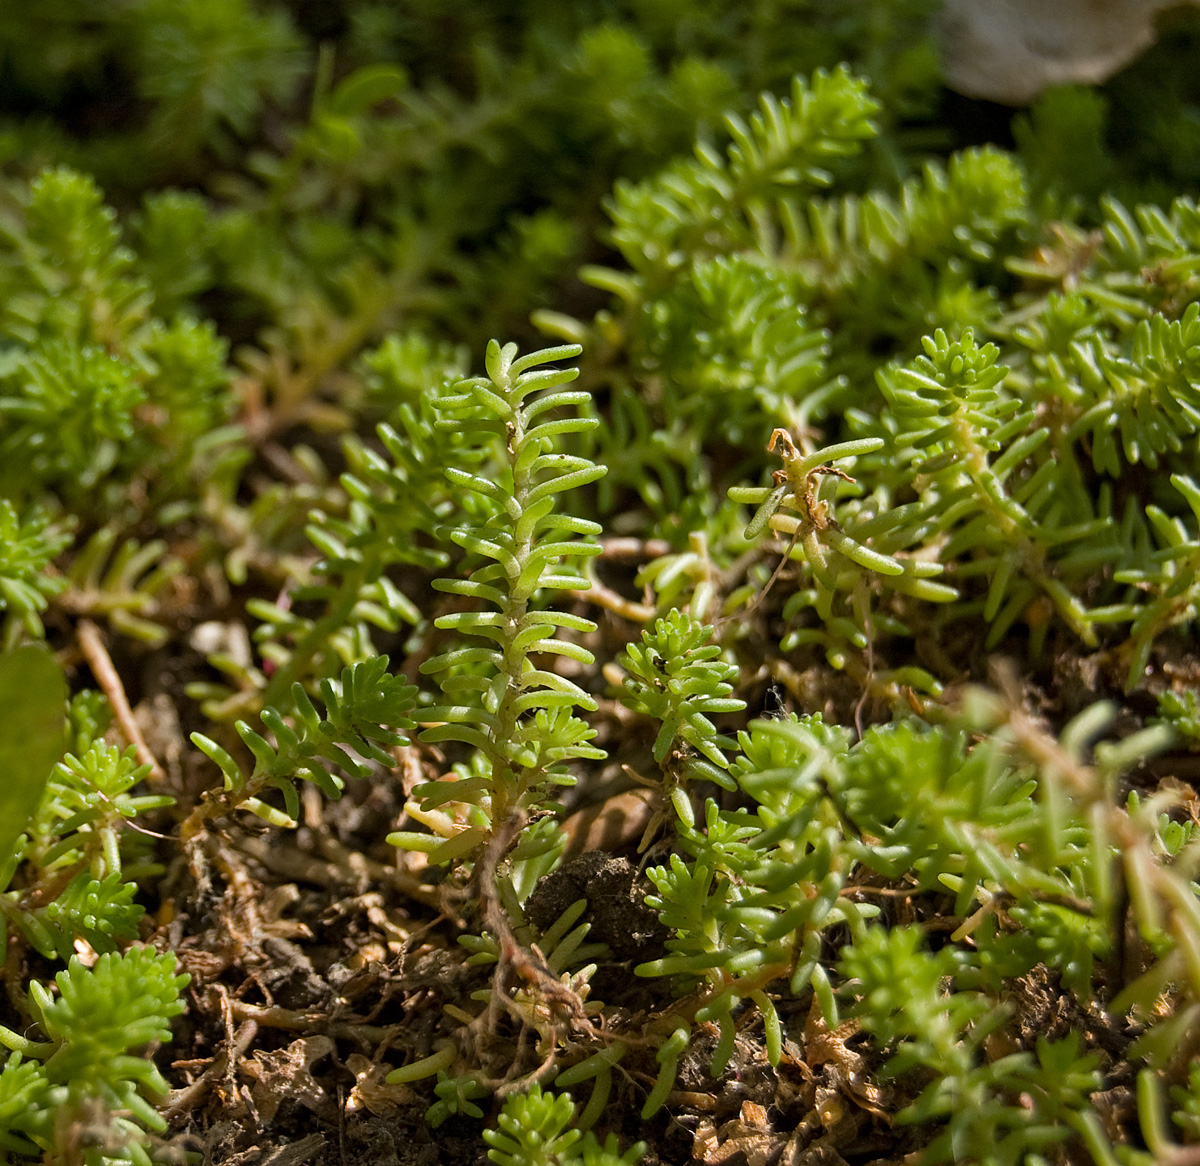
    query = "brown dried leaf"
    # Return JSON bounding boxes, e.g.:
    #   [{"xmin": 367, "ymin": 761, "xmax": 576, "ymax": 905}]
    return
[
  {"xmin": 344, "ymin": 1053, "xmax": 418, "ymax": 1119},
  {"xmin": 803, "ymin": 998, "xmax": 862, "ymax": 1076},
  {"xmin": 241, "ymin": 1035, "xmax": 336, "ymax": 1122},
  {"xmin": 693, "ymin": 1100, "xmax": 783, "ymax": 1166},
  {"xmin": 803, "ymin": 998, "xmax": 889, "ymax": 1122}
]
